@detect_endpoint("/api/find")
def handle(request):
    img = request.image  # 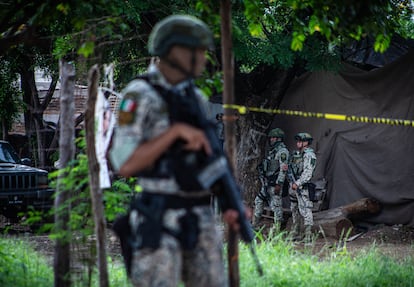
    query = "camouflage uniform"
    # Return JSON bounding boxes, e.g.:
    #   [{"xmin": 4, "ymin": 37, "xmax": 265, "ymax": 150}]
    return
[
  {"xmin": 288, "ymin": 145, "xmax": 316, "ymax": 240},
  {"xmin": 110, "ymin": 65, "xmax": 226, "ymax": 287},
  {"xmin": 254, "ymin": 135, "xmax": 289, "ymax": 228}
]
